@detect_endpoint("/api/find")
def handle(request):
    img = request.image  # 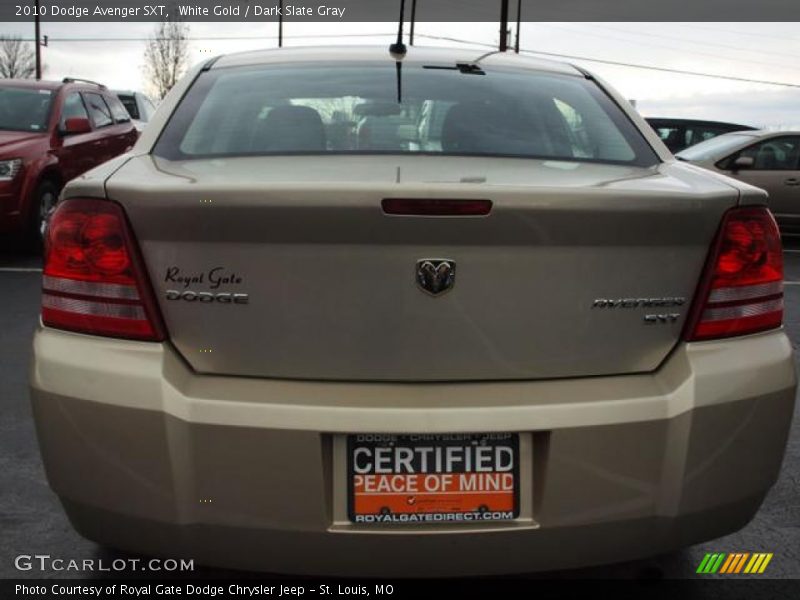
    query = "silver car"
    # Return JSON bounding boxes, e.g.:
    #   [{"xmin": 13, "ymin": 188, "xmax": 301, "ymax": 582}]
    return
[
  {"xmin": 678, "ymin": 130, "xmax": 800, "ymax": 234},
  {"xmin": 30, "ymin": 46, "xmax": 796, "ymax": 576}
]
